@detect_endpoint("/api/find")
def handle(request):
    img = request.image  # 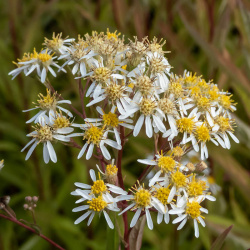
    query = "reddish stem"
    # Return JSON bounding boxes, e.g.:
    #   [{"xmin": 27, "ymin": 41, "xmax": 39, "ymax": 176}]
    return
[
  {"xmin": 0, "ymin": 213, "xmax": 65, "ymax": 250},
  {"xmin": 116, "ymin": 126, "xmax": 129, "ymax": 249}
]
